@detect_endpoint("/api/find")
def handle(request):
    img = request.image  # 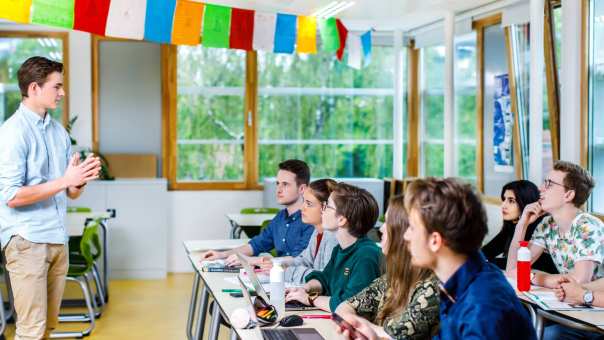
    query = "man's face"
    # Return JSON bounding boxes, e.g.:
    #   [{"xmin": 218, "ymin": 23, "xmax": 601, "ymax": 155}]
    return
[
  {"xmin": 275, "ymin": 170, "xmax": 303, "ymax": 206},
  {"xmin": 403, "ymin": 208, "xmax": 436, "ymax": 269},
  {"xmin": 539, "ymin": 170, "xmax": 572, "ymax": 212},
  {"xmin": 30, "ymin": 71, "xmax": 64, "ymax": 111}
]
